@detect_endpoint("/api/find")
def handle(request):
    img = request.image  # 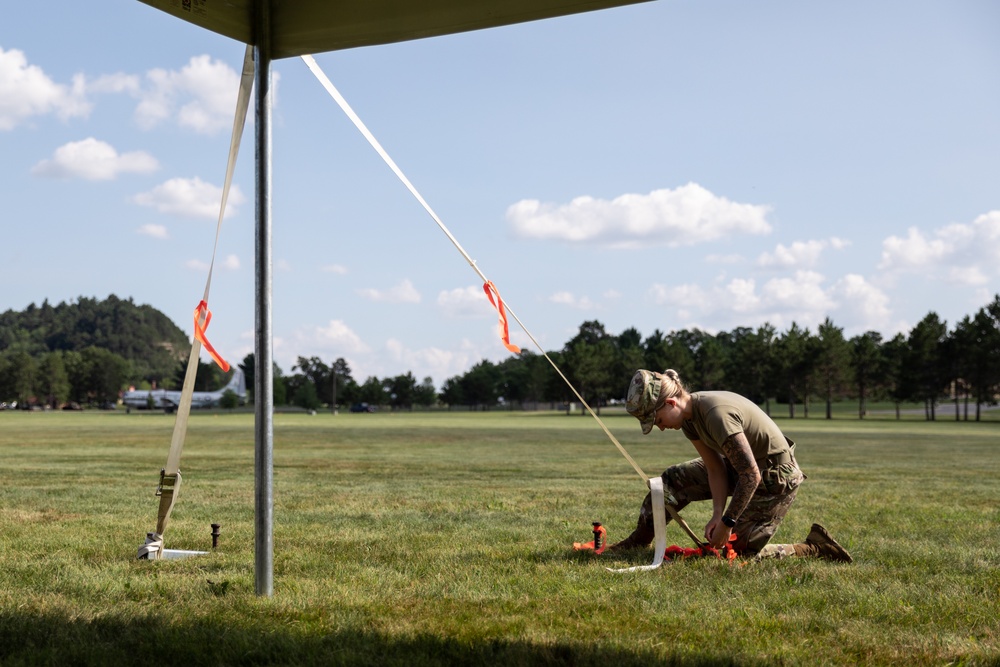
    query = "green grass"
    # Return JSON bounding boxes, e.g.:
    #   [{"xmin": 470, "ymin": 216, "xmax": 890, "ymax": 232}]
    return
[{"xmin": 0, "ymin": 411, "xmax": 997, "ymax": 666}]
